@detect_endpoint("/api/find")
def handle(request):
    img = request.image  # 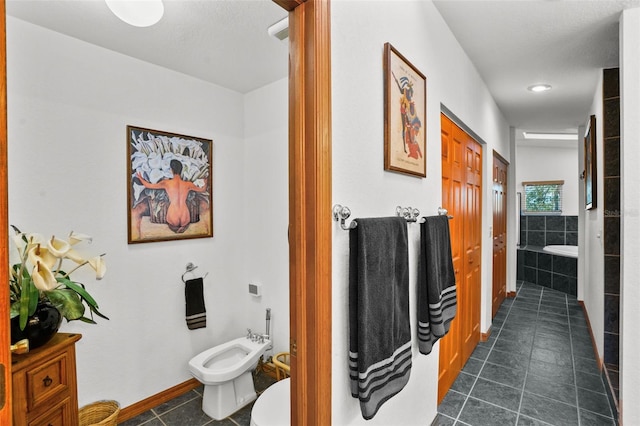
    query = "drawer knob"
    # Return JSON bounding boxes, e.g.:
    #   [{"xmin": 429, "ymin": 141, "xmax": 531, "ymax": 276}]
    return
[{"xmin": 43, "ymin": 375, "xmax": 53, "ymax": 387}]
